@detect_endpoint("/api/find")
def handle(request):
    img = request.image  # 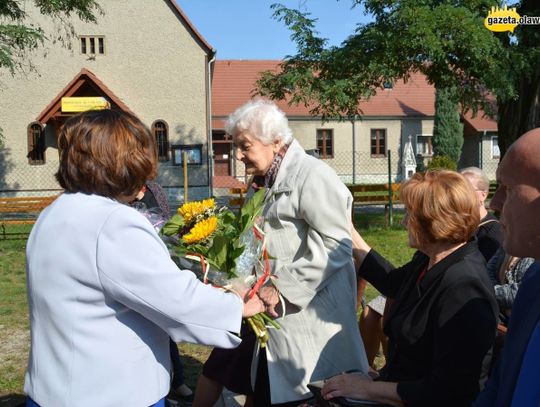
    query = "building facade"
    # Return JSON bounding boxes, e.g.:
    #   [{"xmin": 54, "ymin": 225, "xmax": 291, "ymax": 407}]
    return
[
  {"xmin": 0, "ymin": 0, "xmax": 213, "ymax": 201},
  {"xmin": 211, "ymin": 60, "xmax": 500, "ymax": 187}
]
